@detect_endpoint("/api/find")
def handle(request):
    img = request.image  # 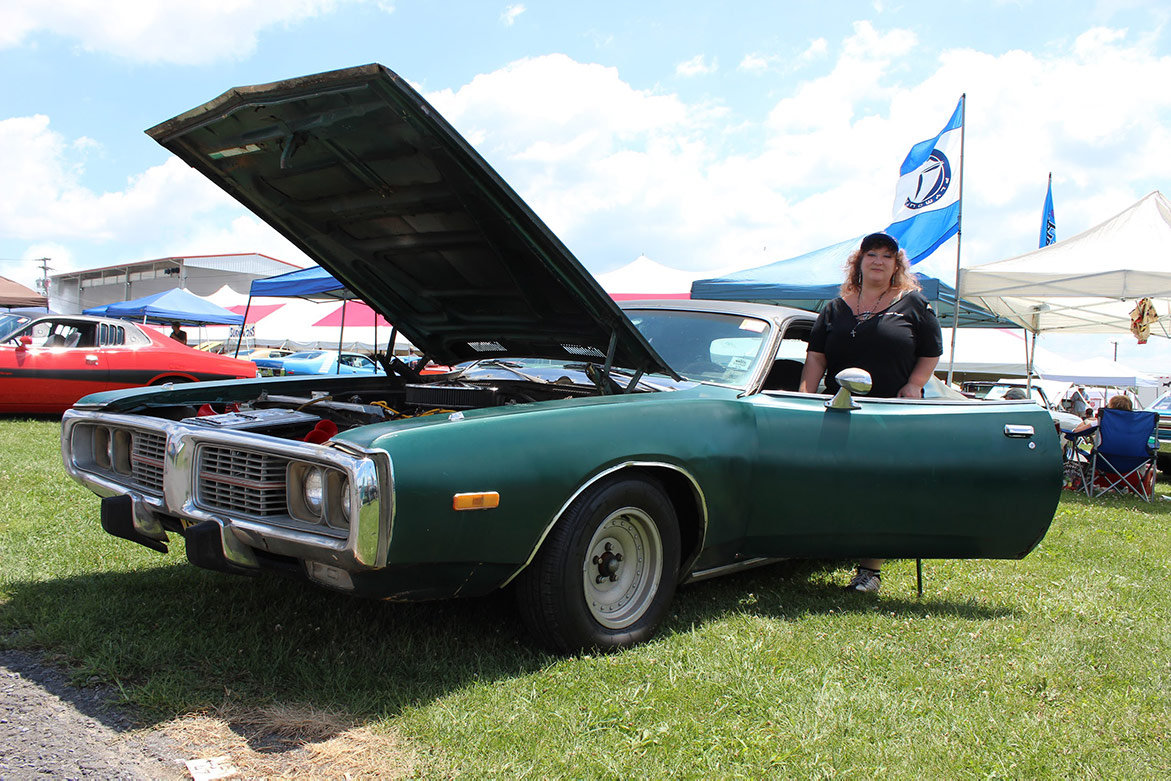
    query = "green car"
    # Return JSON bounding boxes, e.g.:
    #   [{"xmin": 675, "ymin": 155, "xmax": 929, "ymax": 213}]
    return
[{"xmin": 60, "ymin": 65, "xmax": 1062, "ymax": 652}]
